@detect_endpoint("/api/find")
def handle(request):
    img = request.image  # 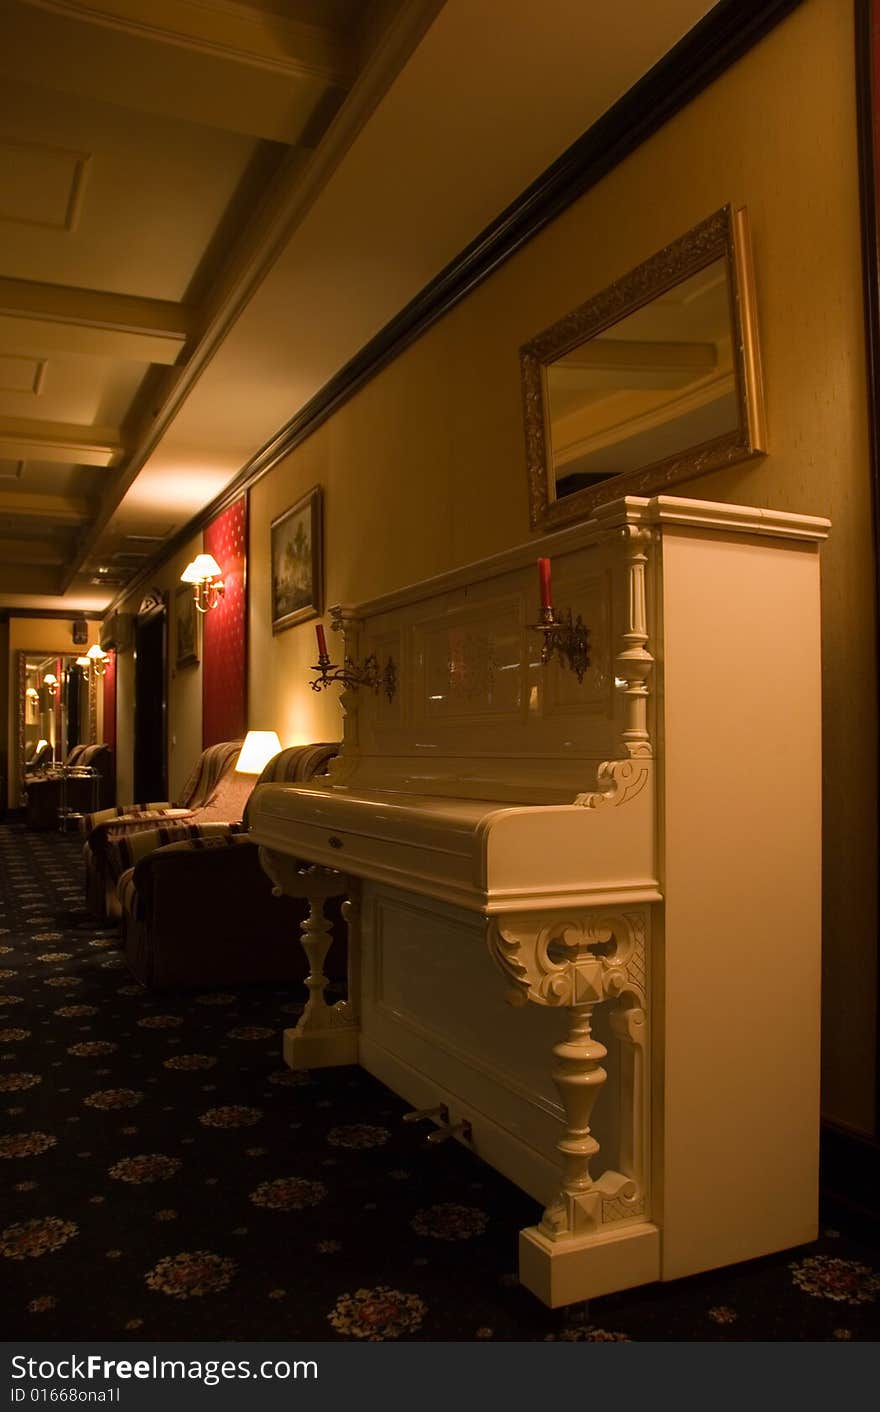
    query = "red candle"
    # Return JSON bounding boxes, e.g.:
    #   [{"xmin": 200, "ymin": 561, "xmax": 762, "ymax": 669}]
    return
[
  {"xmin": 537, "ymin": 557, "xmax": 553, "ymax": 612},
  {"xmin": 315, "ymin": 623, "xmax": 328, "ymax": 658}
]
